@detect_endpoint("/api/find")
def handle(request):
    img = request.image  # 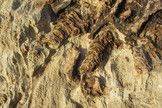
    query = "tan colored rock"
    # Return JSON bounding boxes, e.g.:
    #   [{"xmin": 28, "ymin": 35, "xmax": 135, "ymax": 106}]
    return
[
  {"xmin": 64, "ymin": 44, "xmax": 80, "ymax": 82},
  {"xmin": 0, "ymin": 0, "xmax": 162, "ymax": 108}
]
